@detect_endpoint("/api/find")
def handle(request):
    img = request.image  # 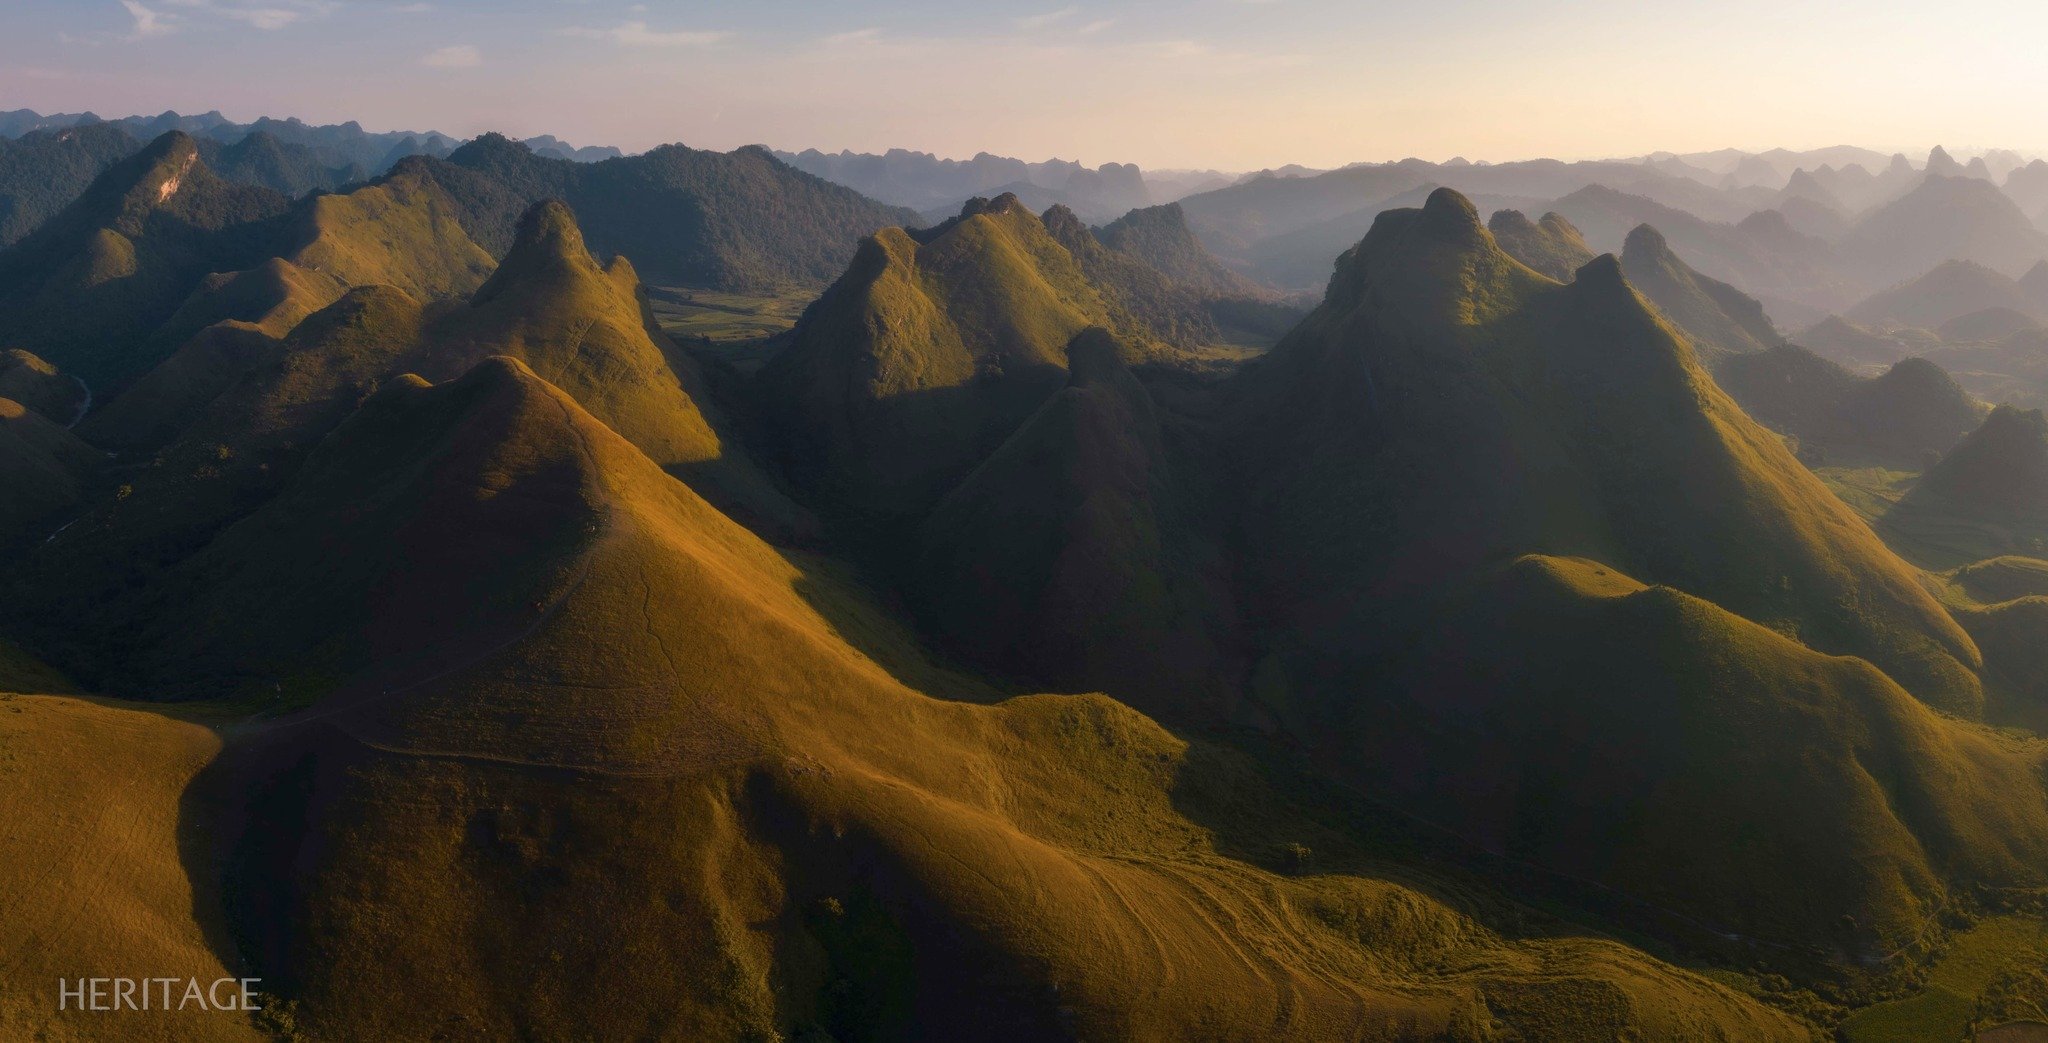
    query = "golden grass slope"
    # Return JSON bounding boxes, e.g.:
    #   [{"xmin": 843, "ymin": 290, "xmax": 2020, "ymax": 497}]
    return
[
  {"xmin": 761, "ymin": 193, "xmax": 1157, "ymax": 523},
  {"xmin": 0, "ymin": 691, "xmax": 261, "ymax": 1043},
  {"xmin": 147, "ymin": 355, "xmax": 1809, "ymax": 1041},
  {"xmin": 279, "ymin": 165, "xmax": 495, "ymax": 300}
]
